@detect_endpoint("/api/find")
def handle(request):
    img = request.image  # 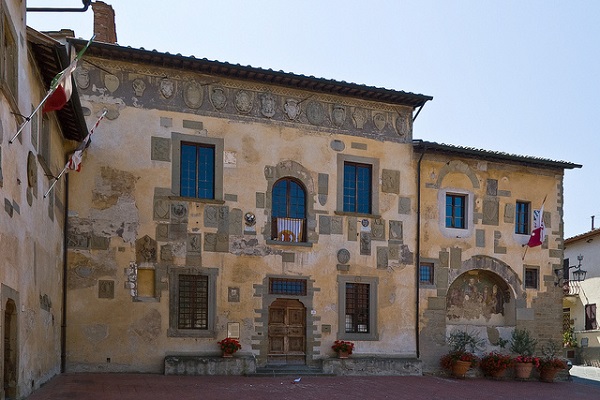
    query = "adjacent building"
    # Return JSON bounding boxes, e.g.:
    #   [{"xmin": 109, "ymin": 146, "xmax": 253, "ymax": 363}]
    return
[
  {"xmin": 563, "ymin": 228, "xmax": 600, "ymax": 367},
  {"xmin": 0, "ymin": 1, "xmax": 88, "ymax": 398}
]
